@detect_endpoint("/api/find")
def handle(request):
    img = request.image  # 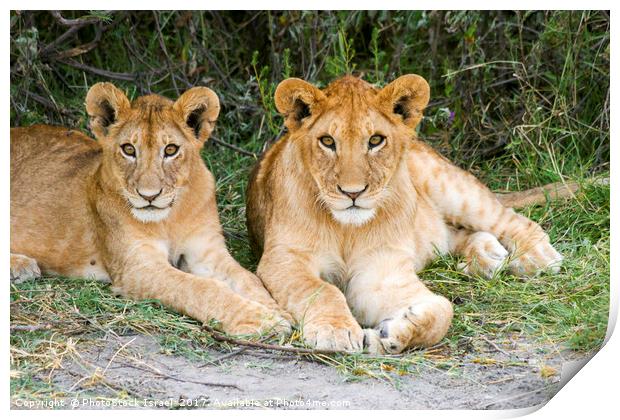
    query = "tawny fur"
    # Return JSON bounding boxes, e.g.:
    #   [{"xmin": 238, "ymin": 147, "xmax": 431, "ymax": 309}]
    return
[
  {"xmin": 246, "ymin": 75, "xmax": 563, "ymax": 354},
  {"xmin": 10, "ymin": 83, "xmax": 290, "ymax": 337}
]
